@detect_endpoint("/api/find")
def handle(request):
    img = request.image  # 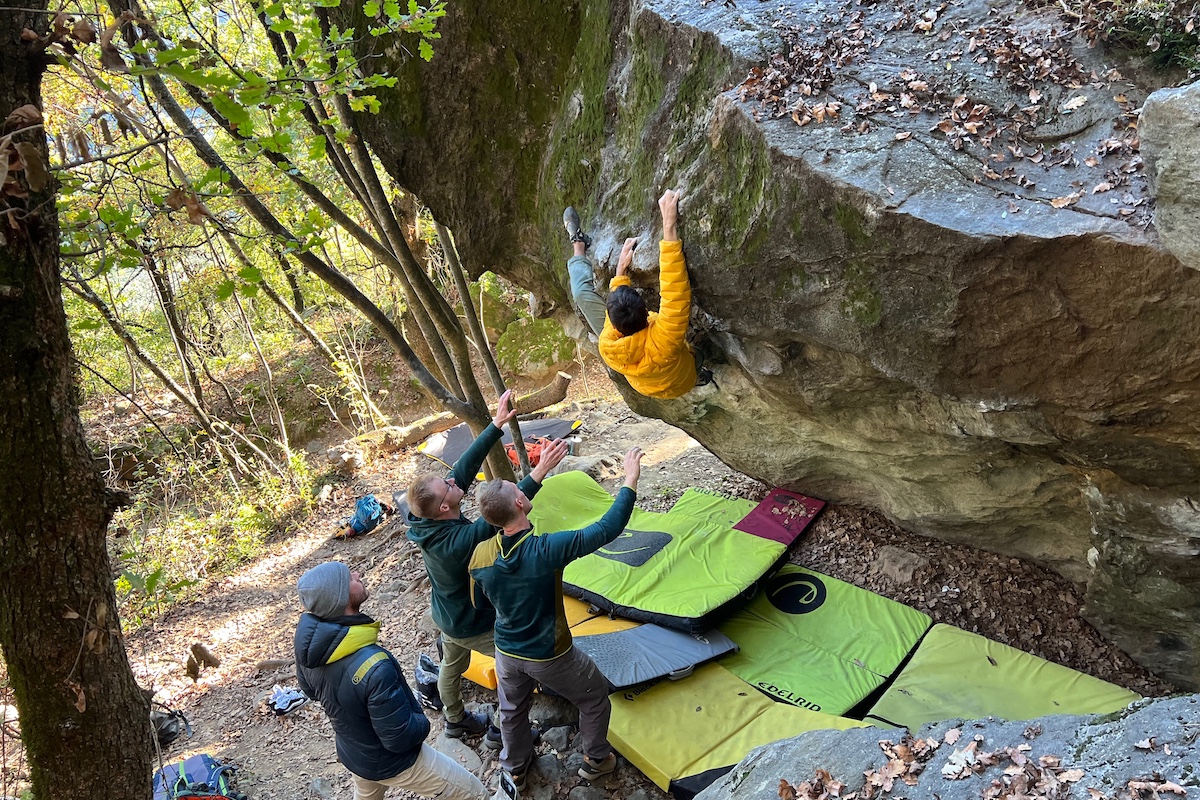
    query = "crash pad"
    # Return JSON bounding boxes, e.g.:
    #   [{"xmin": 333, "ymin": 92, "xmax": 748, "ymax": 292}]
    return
[
  {"xmin": 864, "ymin": 623, "xmax": 1140, "ymax": 730},
  {"xmin": 528, "ymin": 474, "xmax": 809, "ymax": 632},
  {"xmin": 717, "ymin": 565, "xmax": 932, "ymax": 715},
  {"xmin": 608, "ymin": 662, "xmax": 868, "ymax": 796},
  {"xmin": 418, "ymin": 418, "xmax": 581, "ymax": 470},
  {"xmin": 462, "ymin": 595, "xmax": 737, "ymax": 691}
]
